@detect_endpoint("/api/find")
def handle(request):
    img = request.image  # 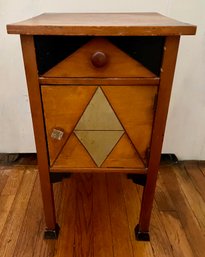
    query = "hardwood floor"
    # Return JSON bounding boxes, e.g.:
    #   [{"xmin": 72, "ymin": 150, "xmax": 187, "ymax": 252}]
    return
[{"xmin": 0, "ymin": 161, "xmax": 205, "ymax": 257}]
